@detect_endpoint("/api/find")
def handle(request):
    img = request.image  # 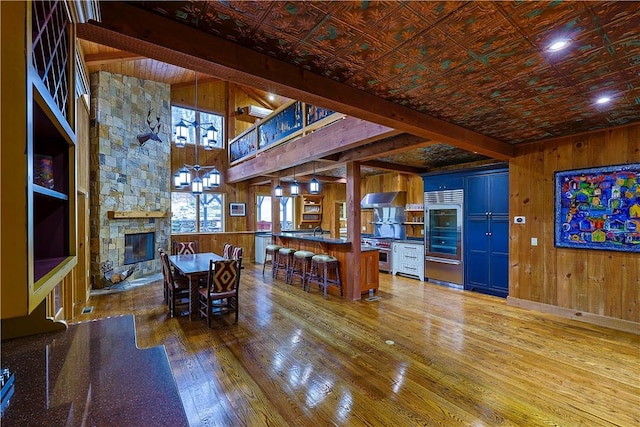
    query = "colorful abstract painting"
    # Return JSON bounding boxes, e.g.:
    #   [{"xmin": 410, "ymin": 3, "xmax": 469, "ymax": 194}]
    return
[{"xmin": 554, "ymin": 163, "xmax": 640, "ymax": 252}]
